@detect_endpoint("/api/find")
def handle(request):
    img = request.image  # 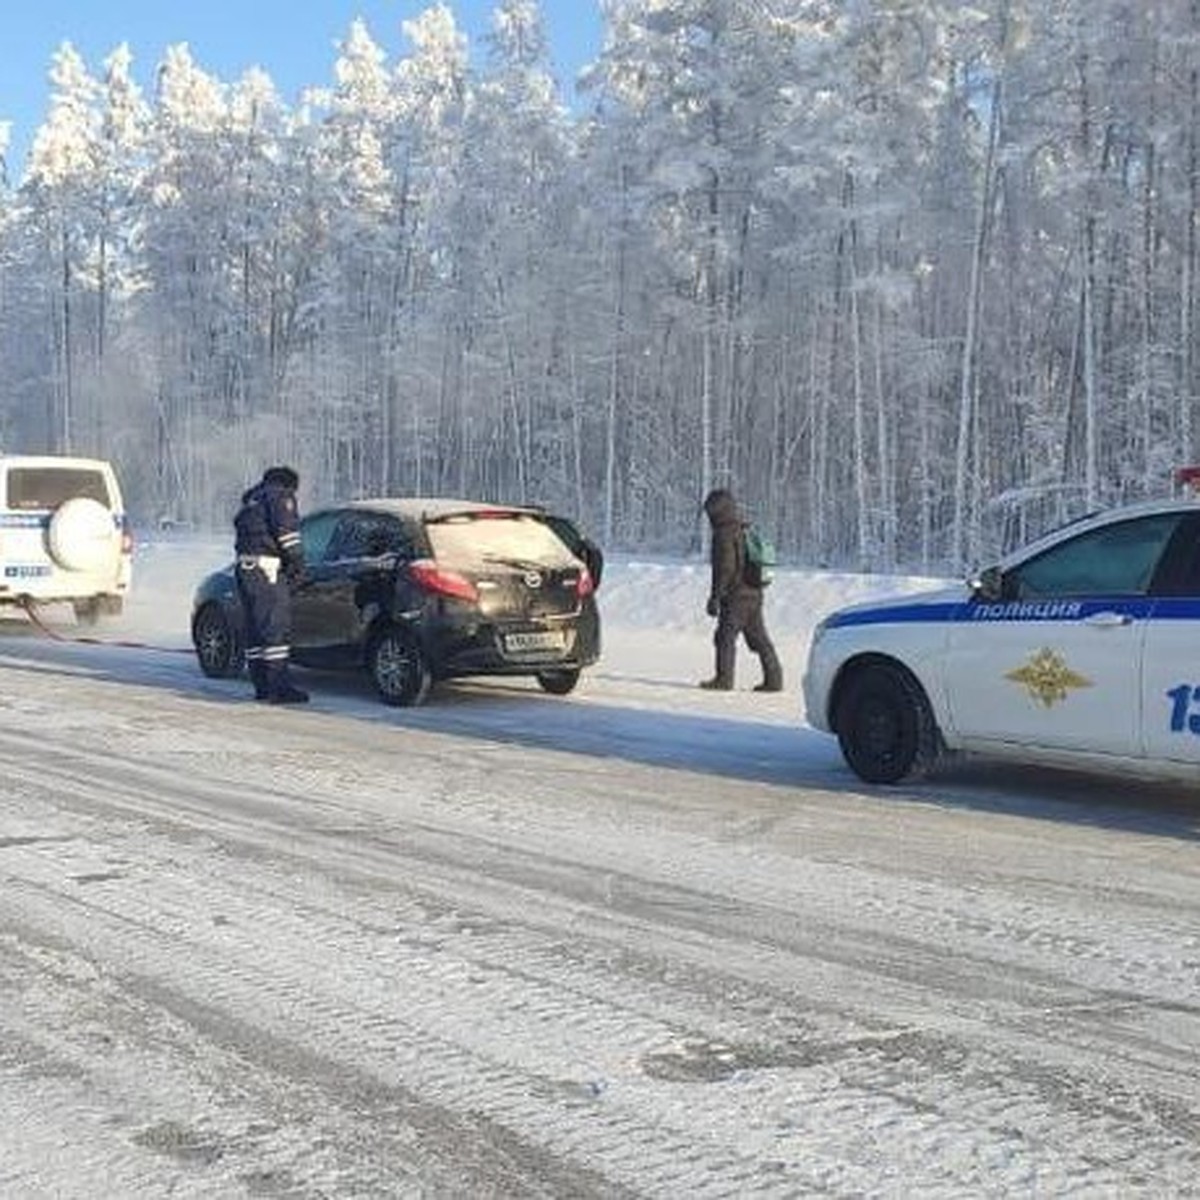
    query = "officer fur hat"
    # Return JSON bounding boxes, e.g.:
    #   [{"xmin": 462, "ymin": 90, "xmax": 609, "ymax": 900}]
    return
[{"xmin": 262, "ymin": 465, "xmax": 299, "ymax": 489}]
